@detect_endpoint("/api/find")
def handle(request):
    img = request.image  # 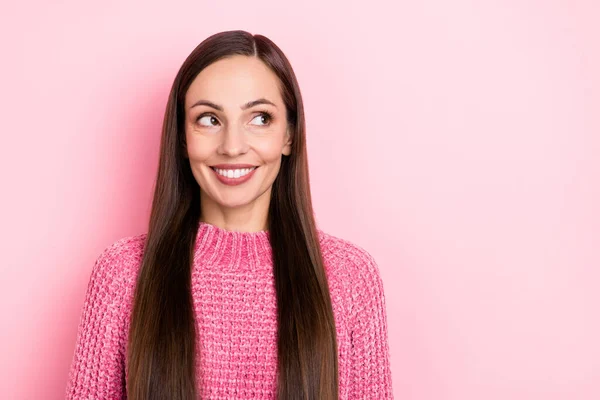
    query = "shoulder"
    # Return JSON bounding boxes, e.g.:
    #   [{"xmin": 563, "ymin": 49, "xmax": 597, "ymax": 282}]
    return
[
  {"xmin": 87, "ymin": 233, "xmax": 147, "ymax": 290},
  {"xmin": 316, "ymin": 228, "xmax": 383, "ymax": 294},
  {"xmin": 318, "ymin": 229, "xmax": 377, "ymax": 272},
  {"xmin": 317, "ymin": 229, "xmax": 390, "ymax": 330},
  {"xmin": 94, "ymin": 233, "xmax": 146, "ymax": 269}
]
